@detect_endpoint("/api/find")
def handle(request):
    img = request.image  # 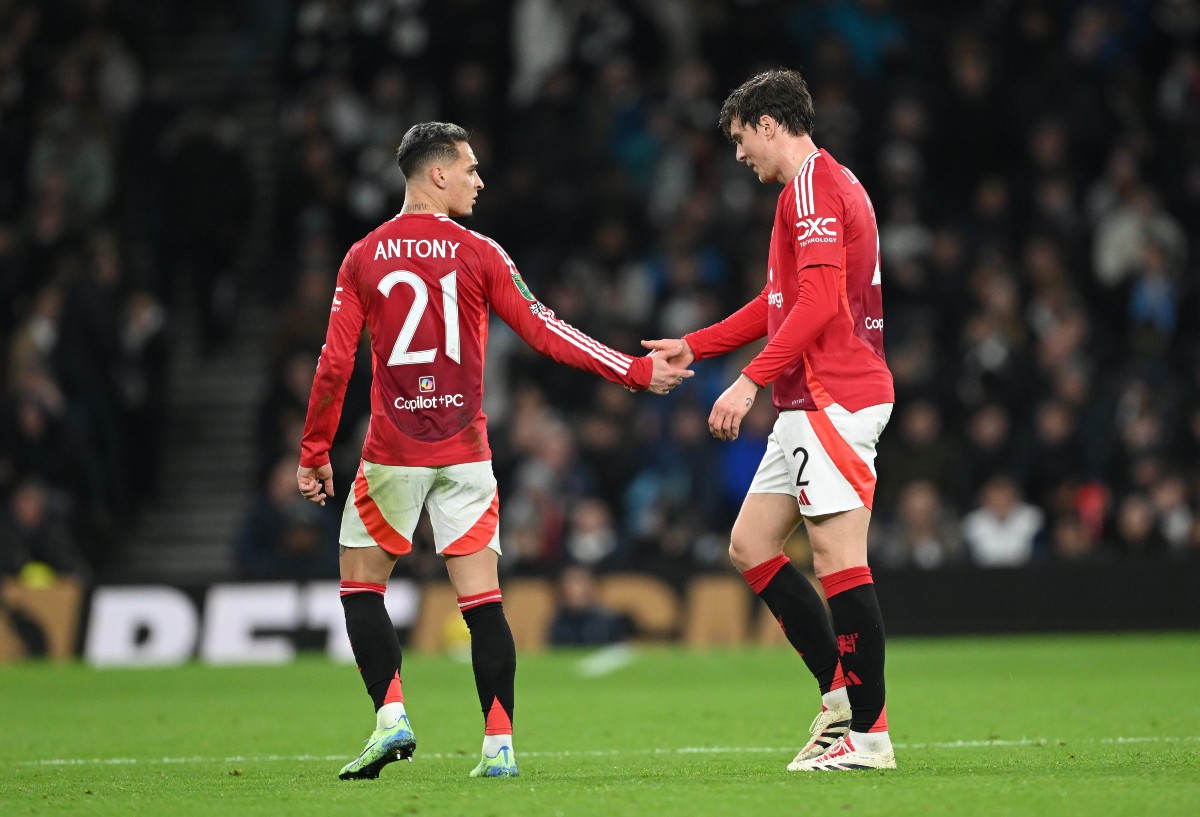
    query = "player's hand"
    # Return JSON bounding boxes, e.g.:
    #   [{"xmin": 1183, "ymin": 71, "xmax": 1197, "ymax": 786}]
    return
[
  {"xmin": 297, "ymin": 463, "xmax": 335, "ymax": 506},
  {"xmin": 646, "ymin": 351, "xmax": 695, "ymax": 395},
  {"xmin": 641, "ymin": 338, "xmax": 695, "ymax": 368},
  {"xmin": 709, "ymin": 375, "xmax": 759, "ymax": 440}
]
